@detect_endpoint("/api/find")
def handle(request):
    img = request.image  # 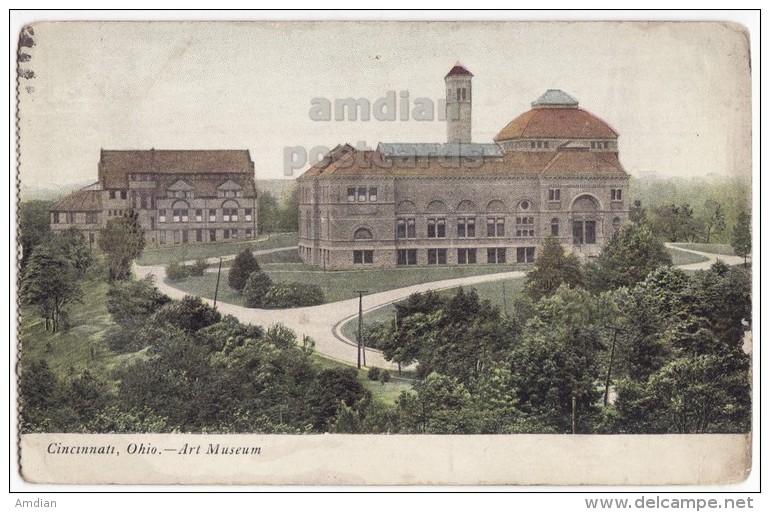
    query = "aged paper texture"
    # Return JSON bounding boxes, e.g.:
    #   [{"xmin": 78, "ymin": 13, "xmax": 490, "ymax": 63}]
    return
[{"xmin": 14, "ymin": 19, "xmax": 755, "ymax": 486}]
